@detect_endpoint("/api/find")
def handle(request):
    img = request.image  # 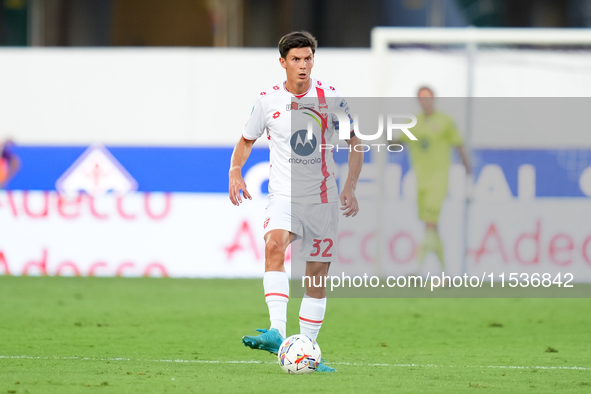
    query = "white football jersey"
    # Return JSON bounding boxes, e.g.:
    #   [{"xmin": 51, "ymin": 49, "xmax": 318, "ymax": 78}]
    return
[{"xmin": 243, "ymin": 79, "xmax": 353, "ymax": 203}]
